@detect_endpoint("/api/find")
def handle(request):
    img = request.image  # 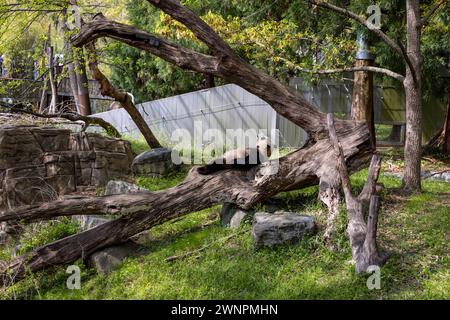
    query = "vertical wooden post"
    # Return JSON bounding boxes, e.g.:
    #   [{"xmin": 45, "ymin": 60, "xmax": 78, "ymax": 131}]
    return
[{"xmin": 351, "ymin": 33, "xmax": 375, "ymax": 147}]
